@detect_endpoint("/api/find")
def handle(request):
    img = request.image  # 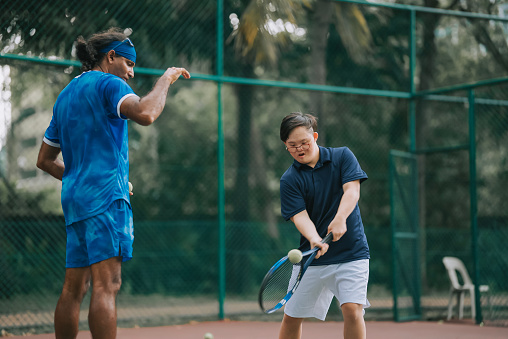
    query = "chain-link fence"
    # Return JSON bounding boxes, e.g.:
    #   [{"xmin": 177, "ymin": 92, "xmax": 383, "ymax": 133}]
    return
[
  {"xmin": 410, "ymin": 83, "xmax": 508, "ymax": 326},
  {"xmin": 1, "ymin": 0, "xmax": 508, "ymax": 335},
  {"xmin": 474, "ymin": 84, "xmax": 508, "ymax": 326}
]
